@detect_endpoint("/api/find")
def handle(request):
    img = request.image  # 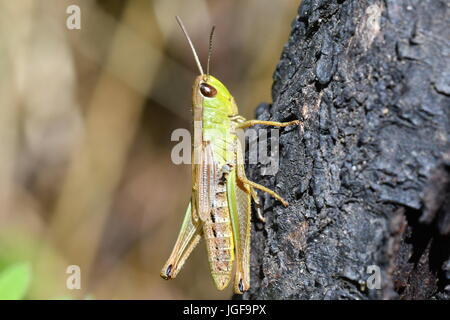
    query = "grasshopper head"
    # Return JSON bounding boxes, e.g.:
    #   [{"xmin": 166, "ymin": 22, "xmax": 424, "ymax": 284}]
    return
[
  {"xmin": 193, "ymin": 75, "xmax": 237, "ymax": 115},
  {"xmin": 175, "ymin": 17, "xmax": 238, "ymax": 116}
]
